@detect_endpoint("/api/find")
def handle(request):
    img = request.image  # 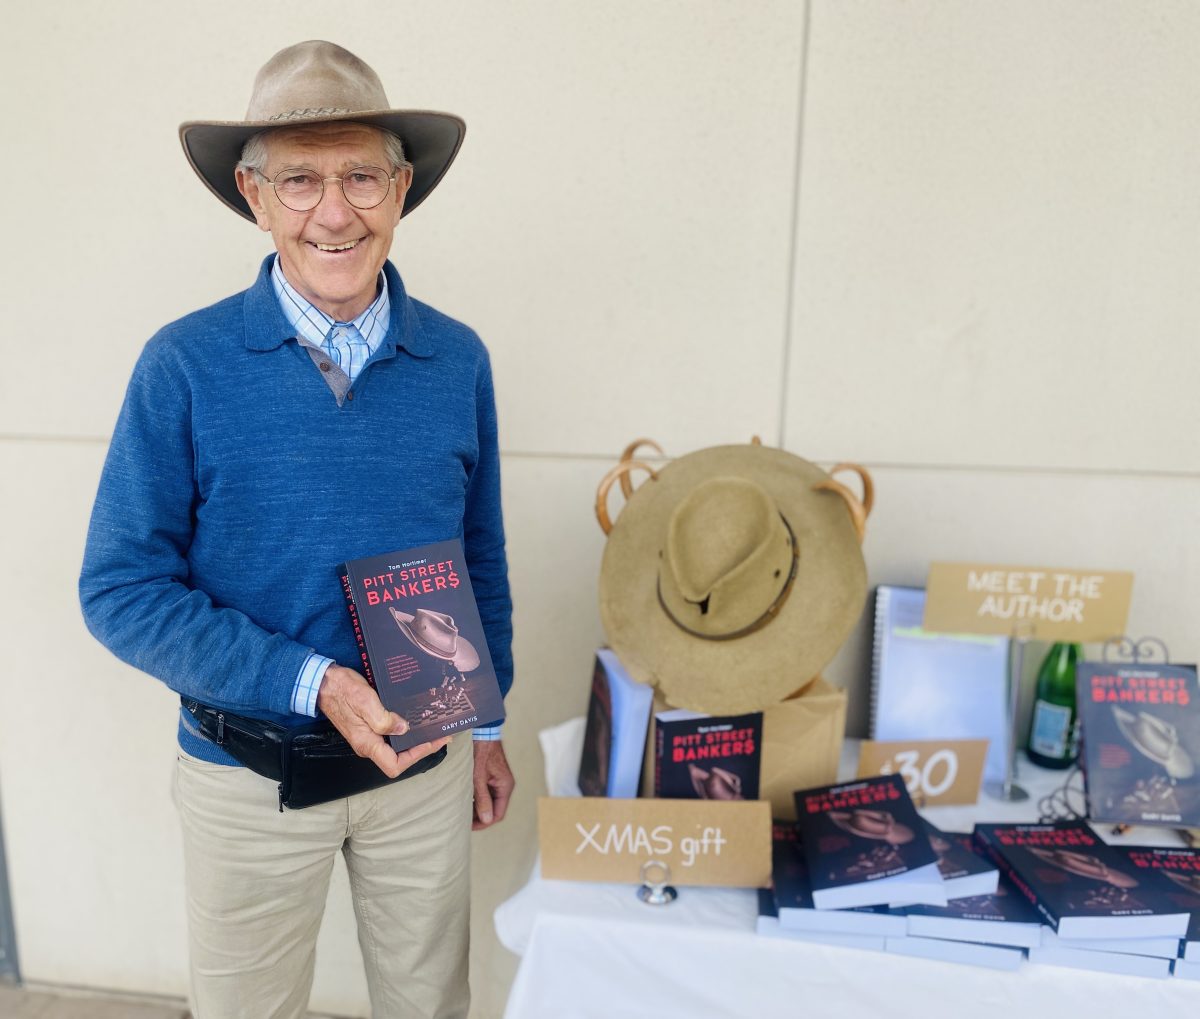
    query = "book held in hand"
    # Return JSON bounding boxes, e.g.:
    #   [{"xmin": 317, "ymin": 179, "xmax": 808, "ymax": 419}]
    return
[
  {"xmin": 794, "ymin": 774, "xmax": 946, "ymax": 910},
  {"xmin": 340, "ymin": 539, "xmax": 505, "ymax": 752},
  {"xmin": 972, "ymin": 820, "xmax": 1190, "ymax": 940},
  {"xmin": 577, "ymin": 648, "xmax": 654, "ymax": 798},
  {"xmin": 654, "ymin": 708, "xmax": 763, "ymax": 800},
  {"xmin": 1075, "ymin": 662, "xmax": 1200, "ymax": 827}
]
